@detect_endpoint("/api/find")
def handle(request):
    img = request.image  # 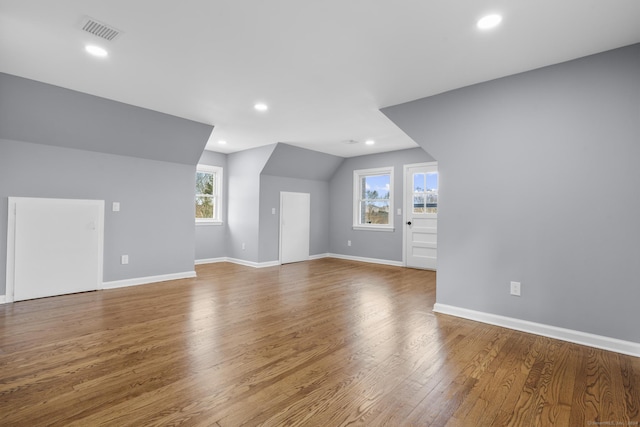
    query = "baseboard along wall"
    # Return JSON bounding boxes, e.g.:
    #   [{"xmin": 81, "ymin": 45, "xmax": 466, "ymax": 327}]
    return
[
  {"xmin": 433, "ymin": 303, "xmax": 640, "ymax": 358},
  {"xmin": 195, "ymin": 253, "xmax": 403, "ymax": 269},
  {"xmin": 7, "ymin": 258, "xmax": 634, "ymax": 358},
  {"xmin": 102, "ymin": 271, "xmax": 196, "ymax": 289}
]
